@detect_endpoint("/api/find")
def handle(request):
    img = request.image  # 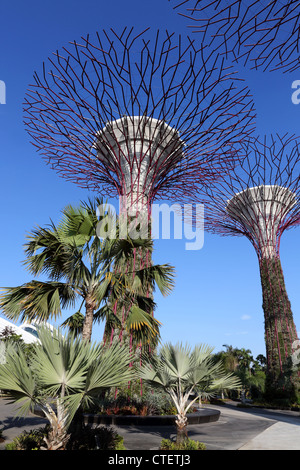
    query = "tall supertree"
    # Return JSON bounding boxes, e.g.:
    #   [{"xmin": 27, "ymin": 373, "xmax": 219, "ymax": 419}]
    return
[
  {"xmin": 197, "ymin": 134, "xmax": 300, "ymax": 401},
  {"xmin": 170, "ymin": 0, "xmax": 300, "ymax": 72},
  {"xmin": 23, "ymin": 28, "xmax": 255, "ymax": 347}
]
